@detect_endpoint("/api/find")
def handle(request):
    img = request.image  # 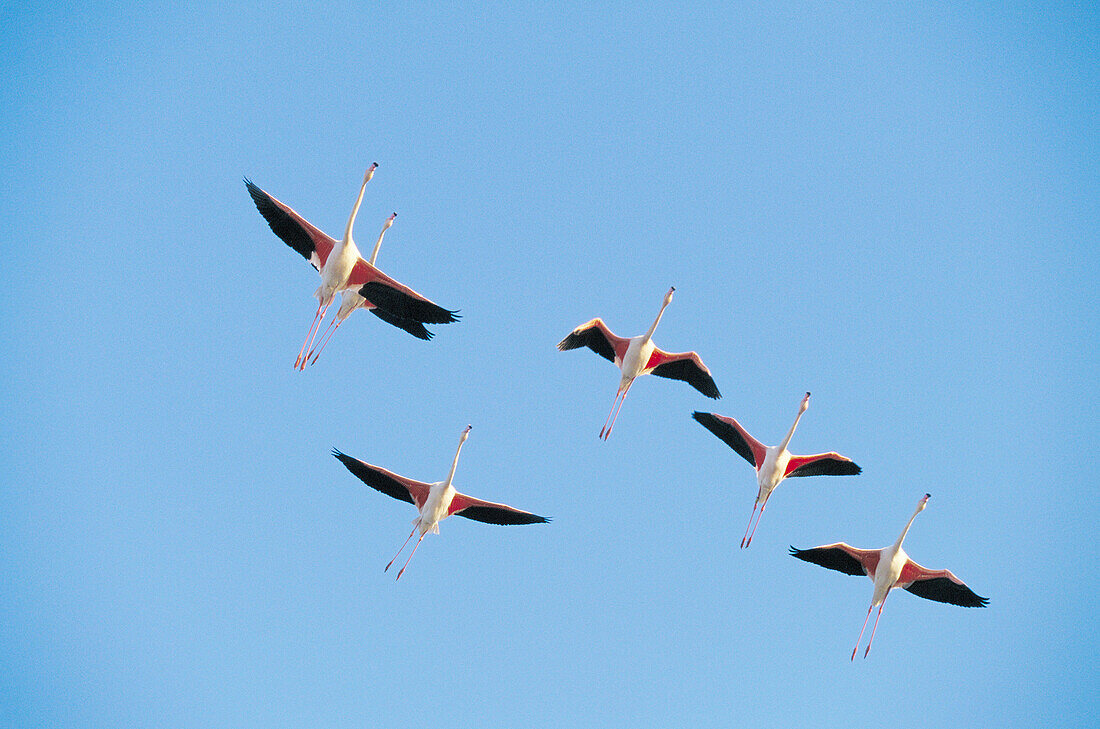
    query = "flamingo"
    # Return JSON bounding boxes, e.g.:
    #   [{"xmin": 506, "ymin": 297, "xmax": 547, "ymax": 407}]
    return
[
  {"xmin": 245, "ymin": 169, "xmax": 458, "ymax": 369},
  {"xmin": 558, "ymin": 287, "xmax": 720, "ymax": 440},
  {"xmin": 790, "ymin": 494, "xmax": 988, "ymax": 660},
  {"xmin": 333, "ymin": 426, "xmax": 550, "ymax": 580},
  {"xmin": 306, "ymin": 213, "xmax": 438, "ymax": 365},
  {"xmin": 693, "ymin": 392, "xmax": 861, "ymax": 548}
]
